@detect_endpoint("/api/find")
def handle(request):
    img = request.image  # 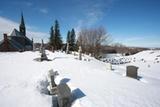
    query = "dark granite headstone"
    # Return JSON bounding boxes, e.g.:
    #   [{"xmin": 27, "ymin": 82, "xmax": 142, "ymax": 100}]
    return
[
  {"xmin": 57, "ymin": 83, "xmax": 72, "ymax": 107},
  {"xmin": 126, "ymin": 66, "xmax": 138, "ymax": 79}
]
